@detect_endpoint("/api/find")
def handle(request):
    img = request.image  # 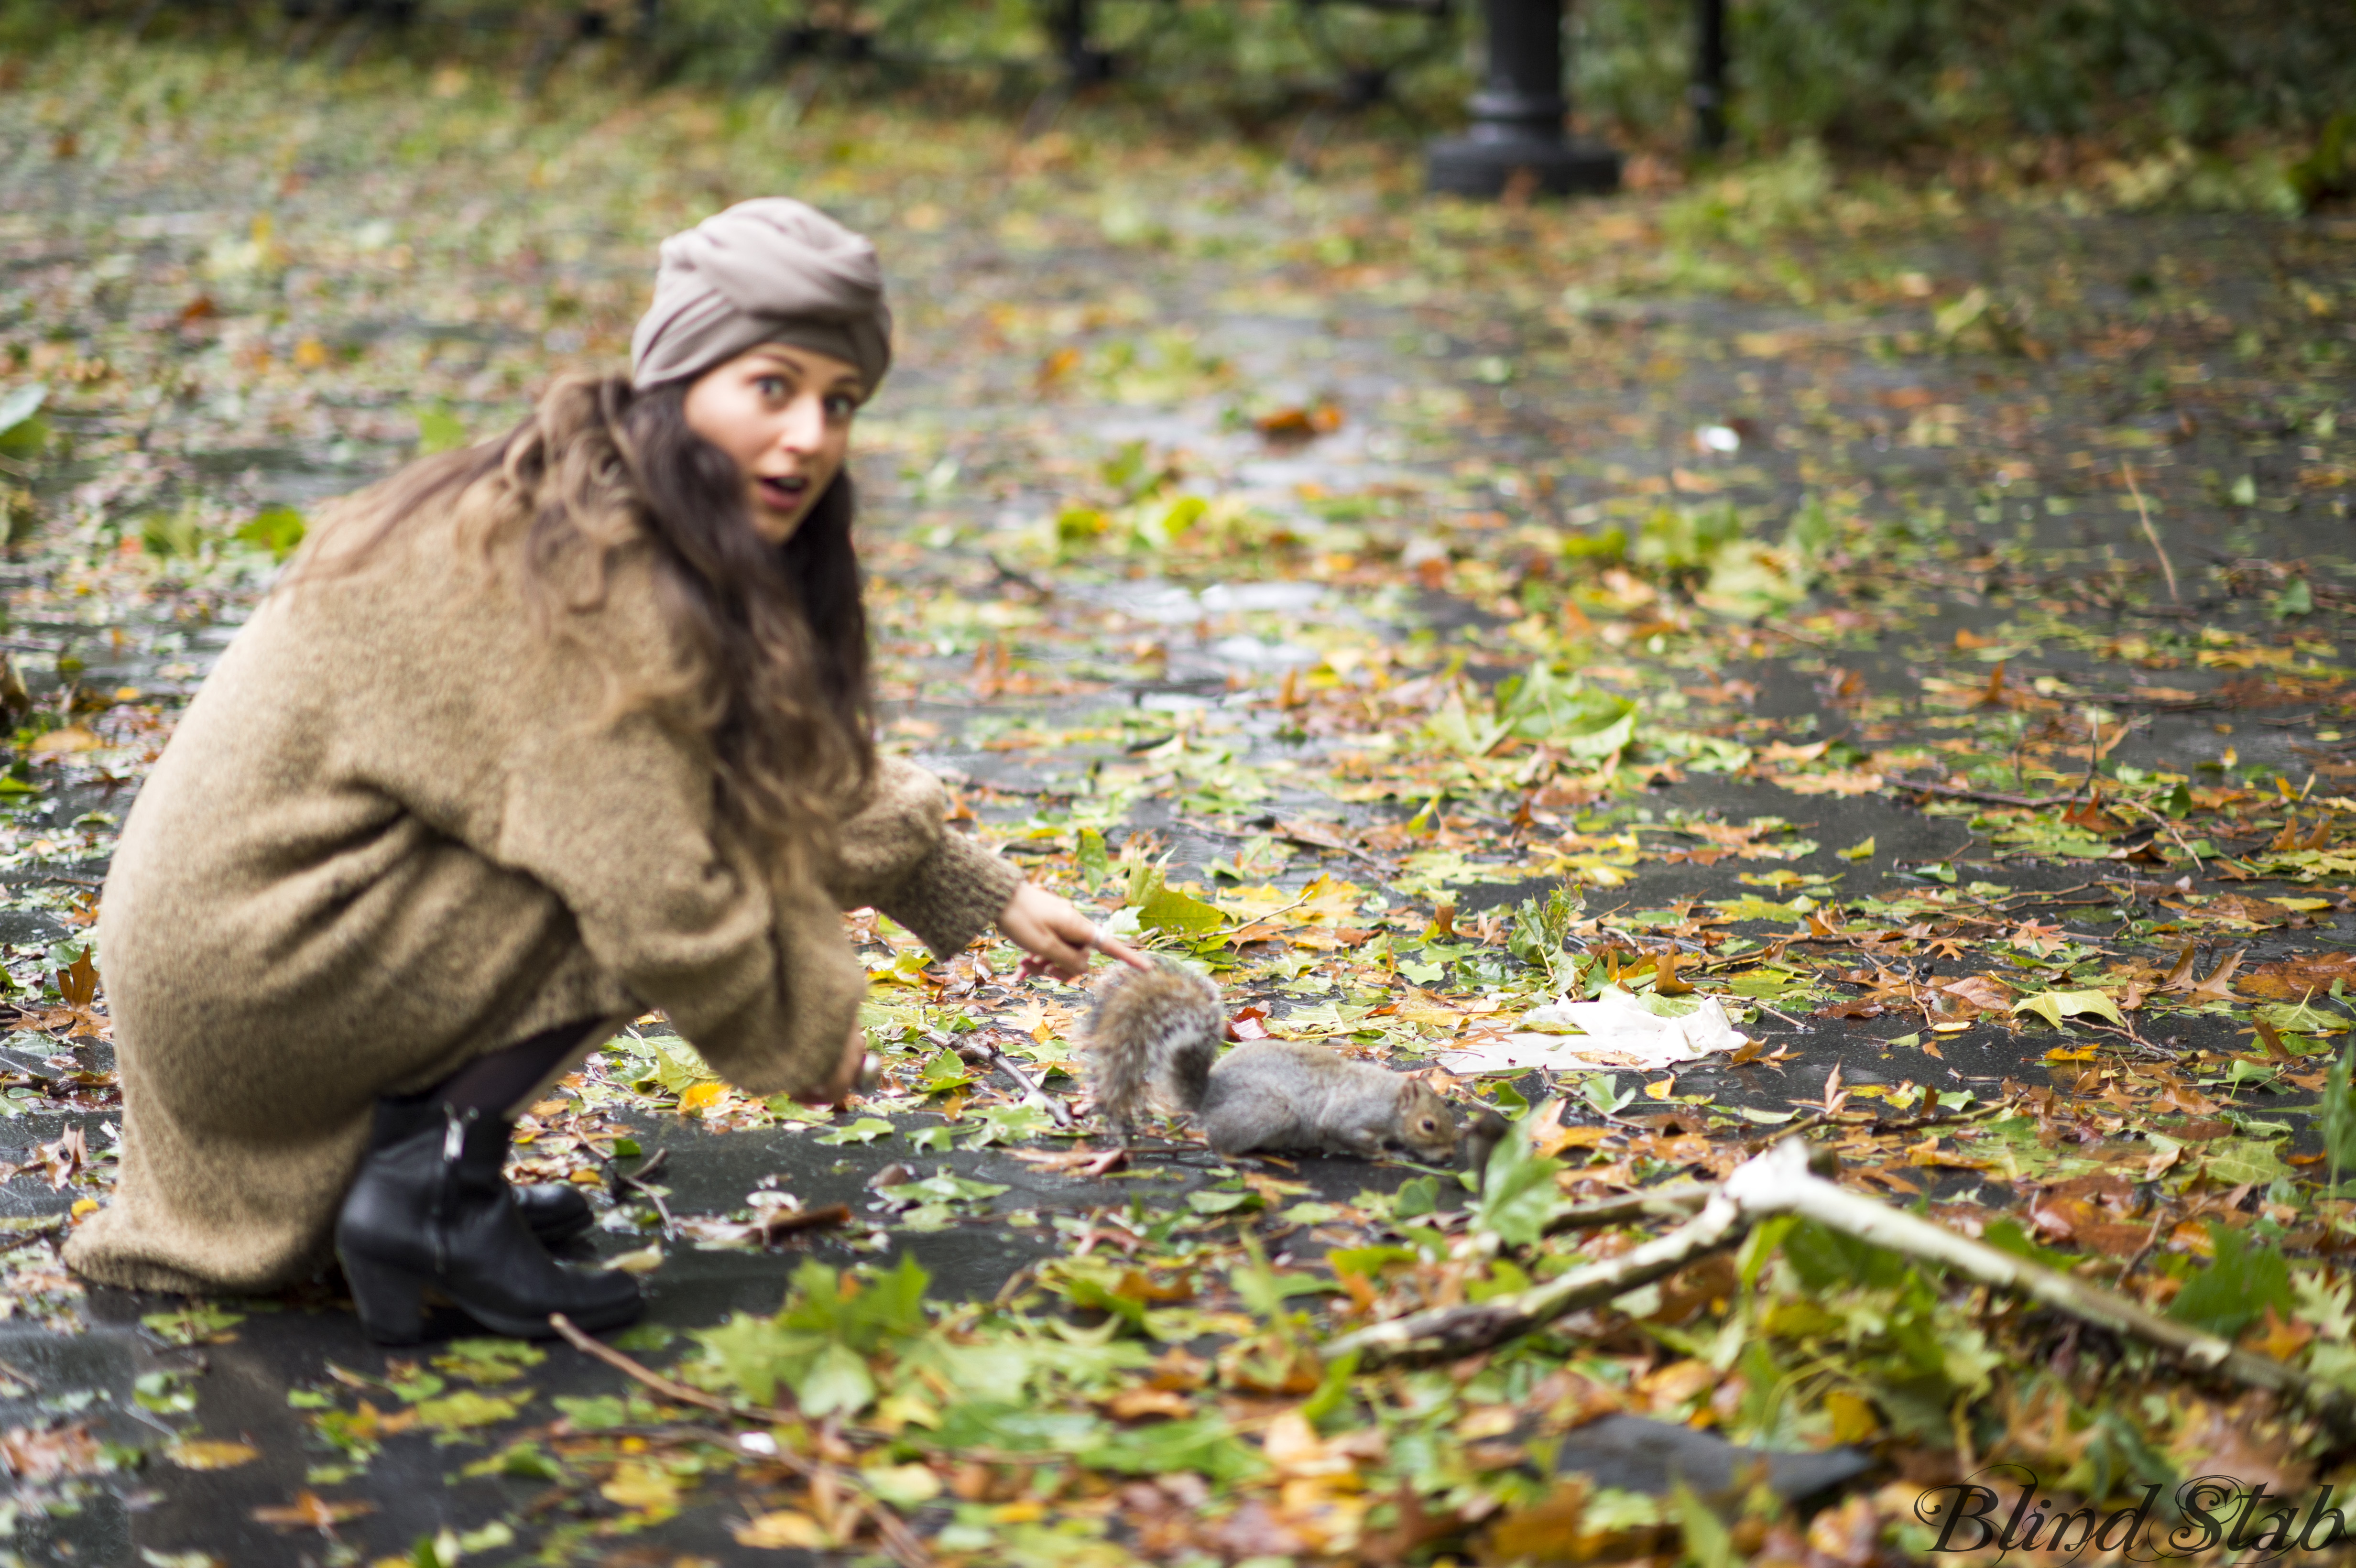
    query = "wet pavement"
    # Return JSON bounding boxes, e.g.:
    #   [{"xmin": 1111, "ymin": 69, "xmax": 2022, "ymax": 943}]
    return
[{"xmin": 3, "ymin": 37, "xmax": 2355, "ymax": 1568}]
